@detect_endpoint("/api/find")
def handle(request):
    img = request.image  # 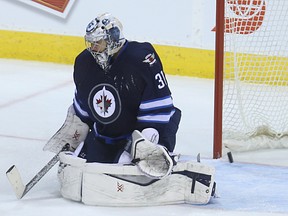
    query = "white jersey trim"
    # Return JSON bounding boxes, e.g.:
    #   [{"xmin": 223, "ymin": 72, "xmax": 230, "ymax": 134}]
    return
[
  {"xmin": 137, "ymin": 110, "xmax": 175, "ymax": 123},
  {"xmin": 73, "ymin": 97, "xmax": 89, "ymax": 118},
  {"xmin": 139, "ymin": 96, "xmax": 173, "ymax": 111}
]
